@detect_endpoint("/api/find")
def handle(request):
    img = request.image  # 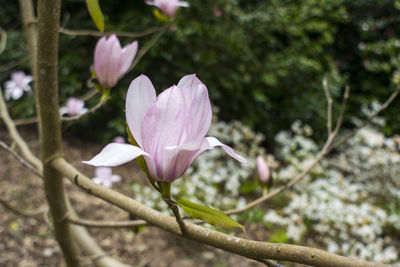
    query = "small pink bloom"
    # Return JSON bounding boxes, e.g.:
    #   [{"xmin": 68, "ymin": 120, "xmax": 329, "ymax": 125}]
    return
[
  {"xmin": 4, "ymin": 71, "xmax": 33, "ymax": 100},
  {"xmin": 94, "ymin": 35, "xmax": 138, "ymax": 88},
  {"xmin": 84, "ymin": 74, "xmax": 247, "ymax": 183},
  {"xmin": 146, "ymin": 0, "xmax": 189, "ymax": 17},
  {"xmin": 92, "ymin": 167, "xmax": 121, "ymax": 188},
  {"xmin": 113, "ymin": 136, "xmax": 125, "ymax": 143},
  {"xmin": 257, "ymin": 156, "xmax": 270, "ymax": 184},
  {"xmin": 213, "ymin": 7, "xmax": 222, "ymax": 17},
  {"xmin": 59, "ymin": 97, "xmax": 88, "ymax": 116}
]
